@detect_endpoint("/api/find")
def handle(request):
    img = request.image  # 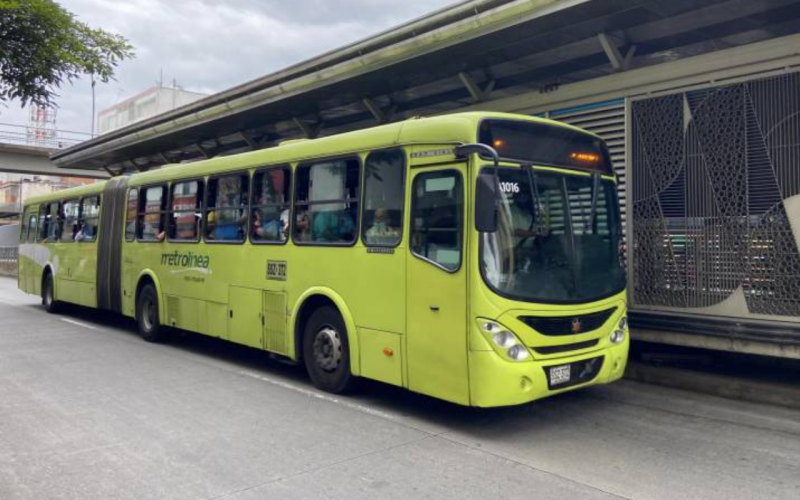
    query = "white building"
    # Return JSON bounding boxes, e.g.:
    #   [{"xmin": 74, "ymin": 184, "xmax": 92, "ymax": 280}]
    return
[{"xmin": 98, "ymin": 85, "xmax": 207, "ymax": 134}]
